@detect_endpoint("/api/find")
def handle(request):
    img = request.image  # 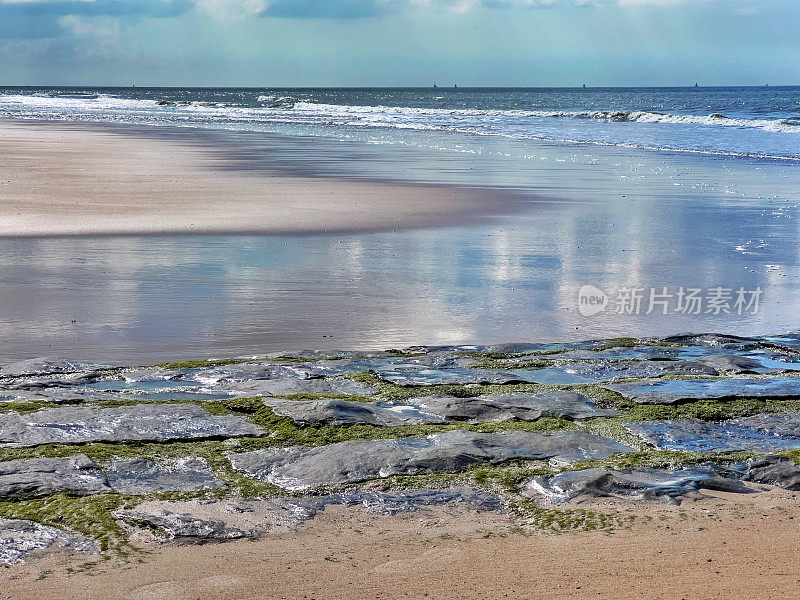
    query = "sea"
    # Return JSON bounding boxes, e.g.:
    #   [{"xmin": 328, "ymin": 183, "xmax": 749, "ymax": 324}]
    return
[{"xmin": 0, "ymin": 87, "xmax": 799, "ymax": 362}]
